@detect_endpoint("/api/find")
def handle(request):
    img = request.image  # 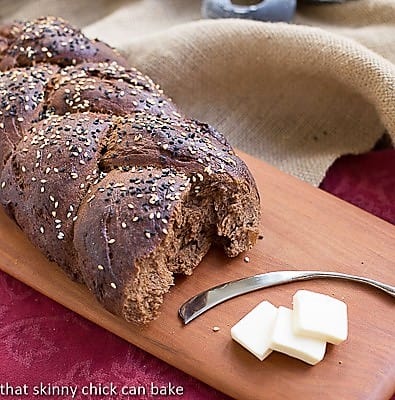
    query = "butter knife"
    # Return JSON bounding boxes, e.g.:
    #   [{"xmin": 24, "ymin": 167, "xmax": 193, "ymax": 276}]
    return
[{"xmin": 179, "ymin": 270, "xmax": 395, "ymax": 324}]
